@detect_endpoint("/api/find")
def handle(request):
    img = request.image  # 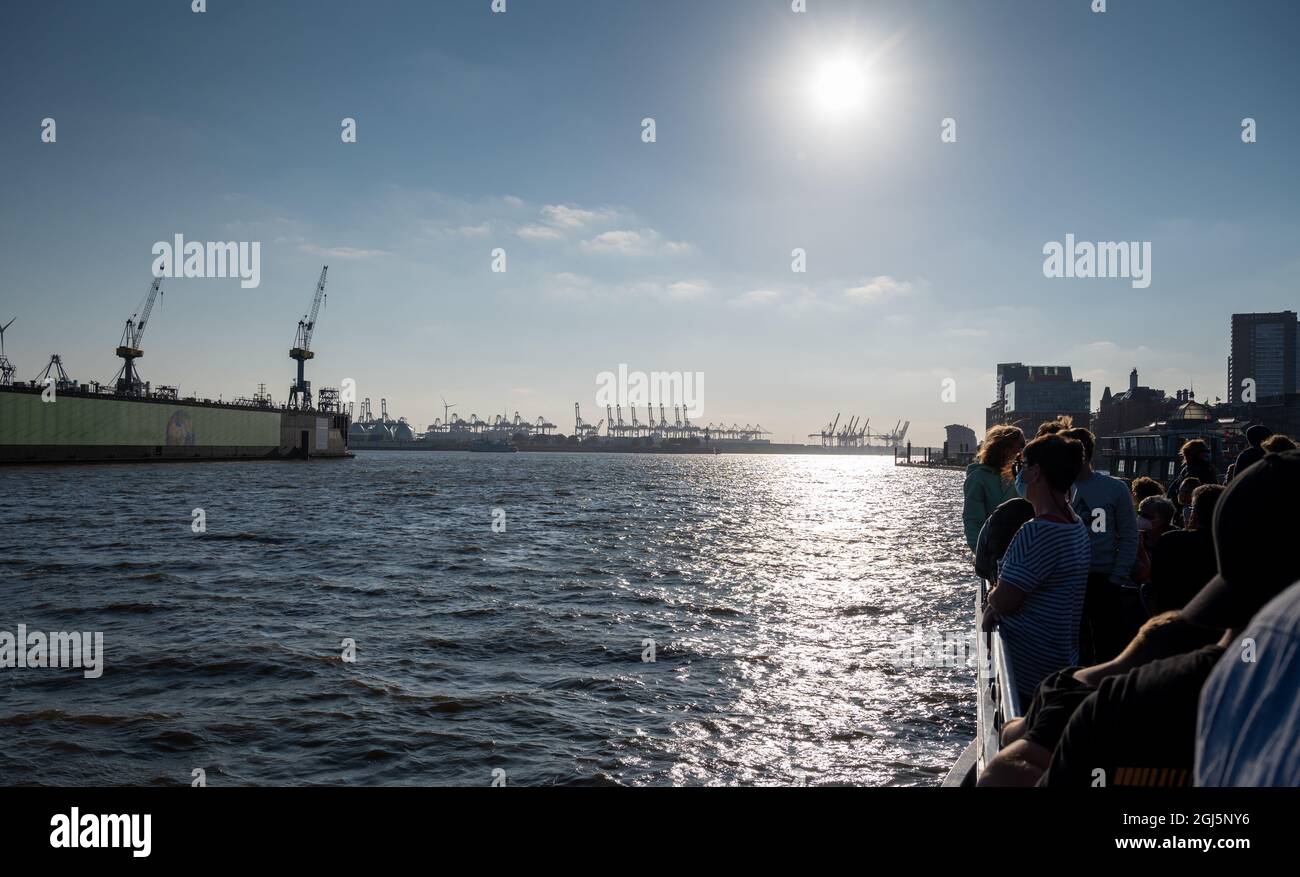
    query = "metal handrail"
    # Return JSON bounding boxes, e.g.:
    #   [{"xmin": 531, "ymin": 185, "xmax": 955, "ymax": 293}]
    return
[{"xmin": 975, "ymin": 578, "xmax": 1023, "ymax": 774}]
